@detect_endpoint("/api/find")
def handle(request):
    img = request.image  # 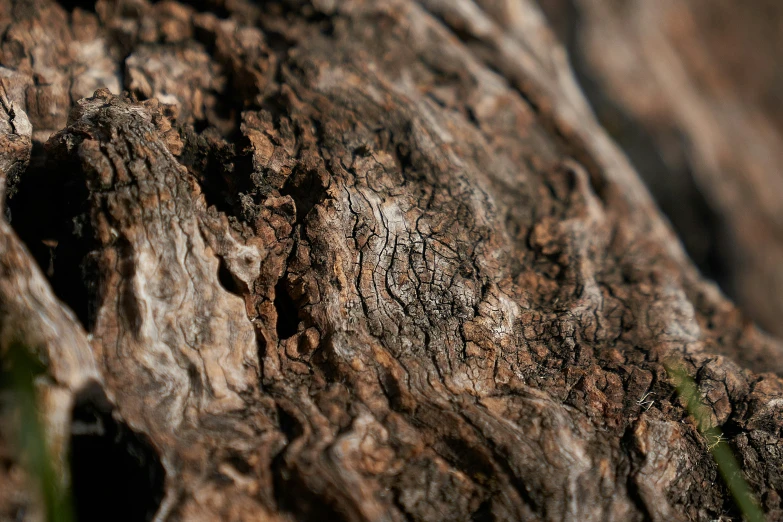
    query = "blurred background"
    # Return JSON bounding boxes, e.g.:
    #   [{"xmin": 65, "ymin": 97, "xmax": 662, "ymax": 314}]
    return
[{"xmin": 536, "ymin": 0, "xmax": 783, "ymax": 337}]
